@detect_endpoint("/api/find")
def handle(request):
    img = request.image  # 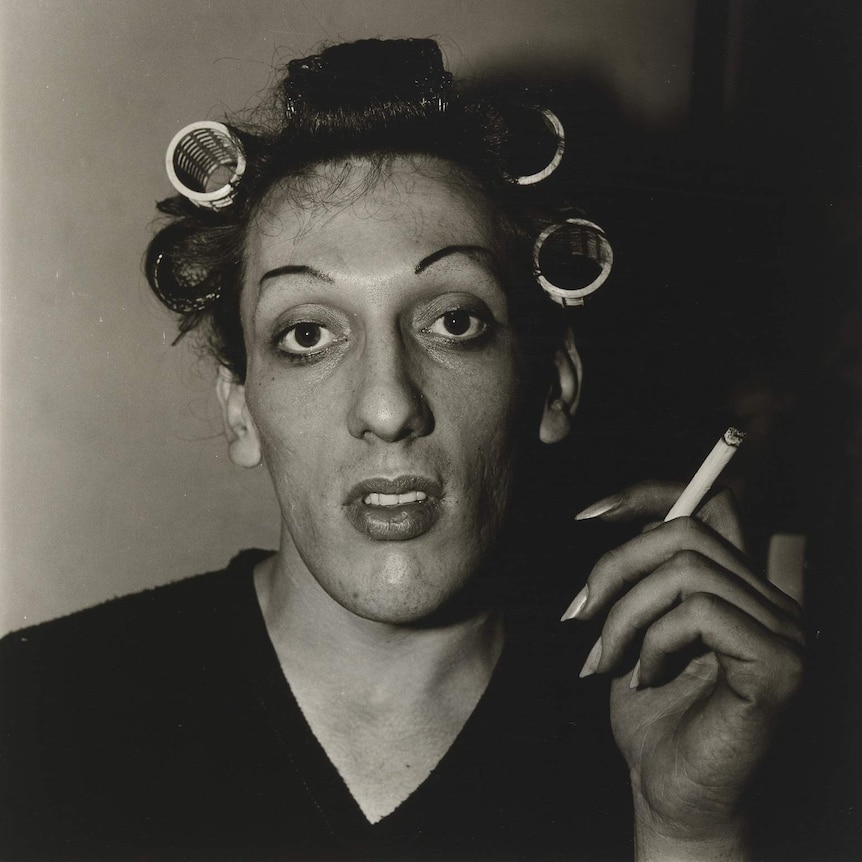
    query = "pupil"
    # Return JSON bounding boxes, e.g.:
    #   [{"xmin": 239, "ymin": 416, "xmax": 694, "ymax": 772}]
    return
[
  {"xmin": 444, "ymin": 311, "xmax": 471, "ymax": 336},
  {"xmin": 294, "ymin": 323, "xmax": 321, "ymax": 348}
]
